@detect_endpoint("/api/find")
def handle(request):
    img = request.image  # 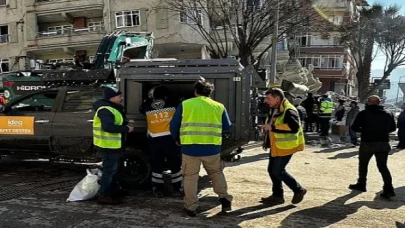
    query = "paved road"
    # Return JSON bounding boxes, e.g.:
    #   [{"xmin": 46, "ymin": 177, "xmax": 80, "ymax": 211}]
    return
[{"xmin": 0, "ymin": 145, "xmax": 404, "ymax": 228}]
